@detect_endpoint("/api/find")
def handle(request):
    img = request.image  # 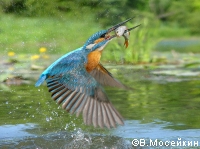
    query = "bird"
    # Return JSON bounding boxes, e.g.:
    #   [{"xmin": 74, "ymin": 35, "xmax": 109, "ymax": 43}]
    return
[{"xmin": 35, "ymin": 18, "xmax": 139, "ymax": 128}]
